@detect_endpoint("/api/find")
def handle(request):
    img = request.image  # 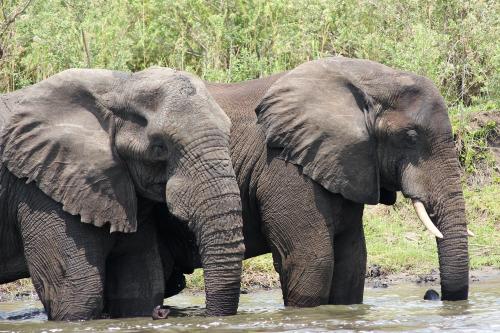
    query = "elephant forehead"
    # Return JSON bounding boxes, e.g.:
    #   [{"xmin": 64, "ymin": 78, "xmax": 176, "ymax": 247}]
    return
[
  {"xmin": 130, "ymin": 70, "xmax": 199, "ymax": 97},
  {"xmin": 125, "ymin": 79, "xmax": 200, "ymax": 113}
]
